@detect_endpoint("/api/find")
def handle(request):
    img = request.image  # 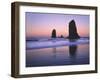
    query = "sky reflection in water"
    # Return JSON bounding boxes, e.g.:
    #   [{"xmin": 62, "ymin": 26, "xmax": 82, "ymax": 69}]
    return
[{"xmin": 26, "ymin": 43, "xmax": 89, "ymax": 67}]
